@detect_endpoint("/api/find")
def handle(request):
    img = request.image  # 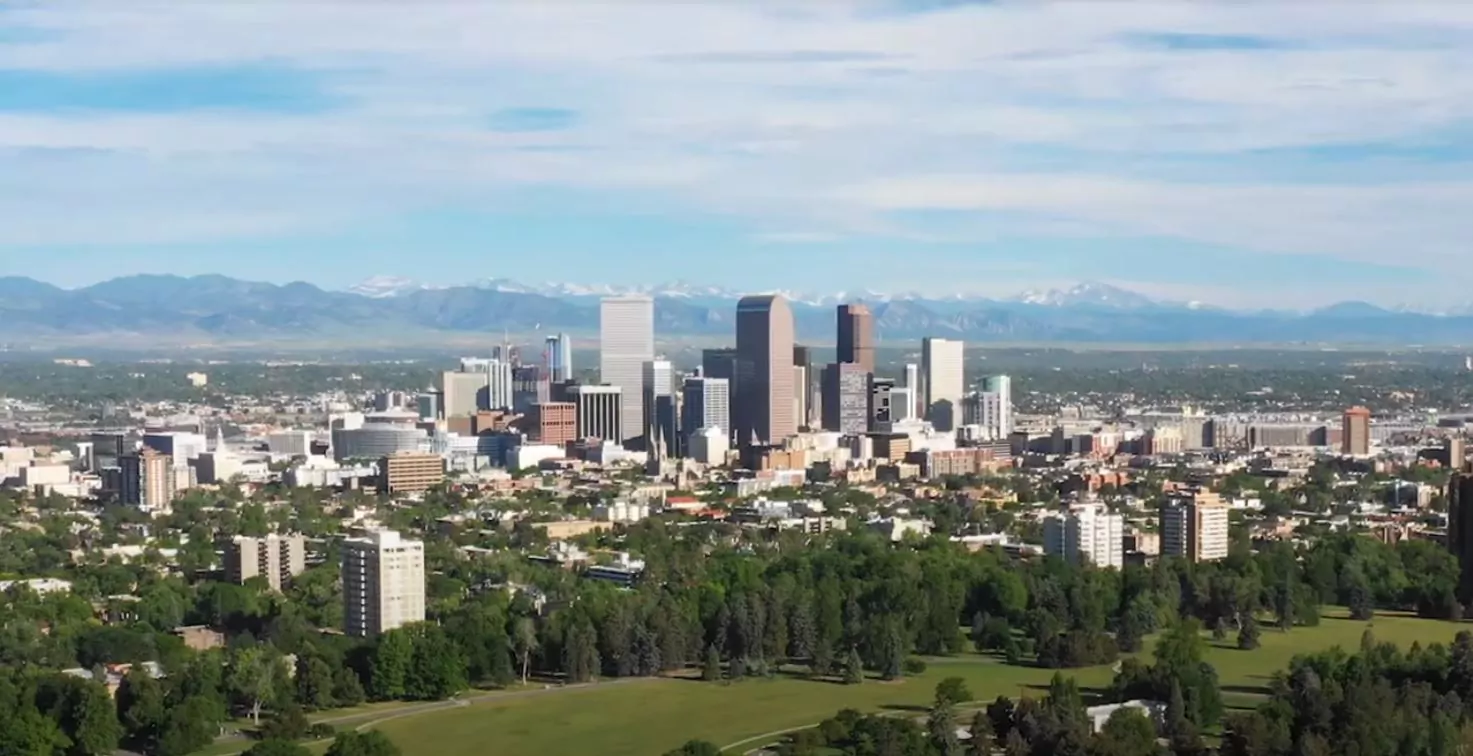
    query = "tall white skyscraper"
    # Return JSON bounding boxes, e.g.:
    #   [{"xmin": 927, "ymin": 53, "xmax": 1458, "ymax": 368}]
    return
[
  {"xmin": 982, "ymin": 374, "xmax": 1013, "ymax": 437},
  {"xmin": 600, "ymin": 296, "xmax": 655, "ymax": 443},
  {"xmin": 921, "ymin": 338, "xmax": 965, "ymax": 432},
  {"xmin": 1042, "ymin": 503, "xmax": 1123, "ymax": 569},
  {"xmin": 343, "ymin": 530, "xmax": 425, "ymax": 637},
  {"xmin": 546, "ymin": 333, "xmax": 574, "ymax": 382}
]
